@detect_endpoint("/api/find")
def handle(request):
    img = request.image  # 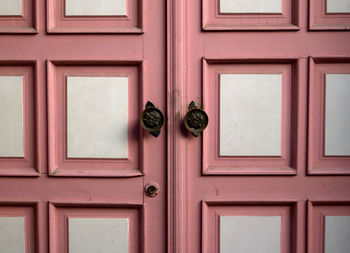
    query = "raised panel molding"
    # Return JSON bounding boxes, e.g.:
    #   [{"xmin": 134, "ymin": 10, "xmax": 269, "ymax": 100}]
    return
[
  {"xmin": 47, "ymin": 0, "xmax": 143, "ymax": 33},
  {"xmin": 308, "ymin": 201, "xmax": 350, "ymax": 253},
  {"xmin": 0, "ymin": 61, "xmax": 41, "ymax": 177},
  {"xmin": 0, "ymin": 202, "xmax": 39, "ymax": 253},
  {"xmin": 0, "ymin": 0, "xmax": 38, "ymax": 33},
  {"xmin": 47, "ymin": 60, "xmax": 143, "ymax": 177},
  {"xmin": 202, "ymin": 58, "xmax": 302, "ymax": 175},
  {"xmin": 202, "ymin": 200, "xmax": 300, "ymax": 253},
  {"xmin": 49, "ymin": 202, "xmax": 142, "ymax": 253},
  {"xmin": 308, "ymin": 58, "xmax": 350, "ymax": 175},
  {"xmin": 203, "ymin": 0, "xmax": 299, "ymax": 30},
  {"xmin": 310, "ymin": 0, "xmax": 350, "ymax": 30}
]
